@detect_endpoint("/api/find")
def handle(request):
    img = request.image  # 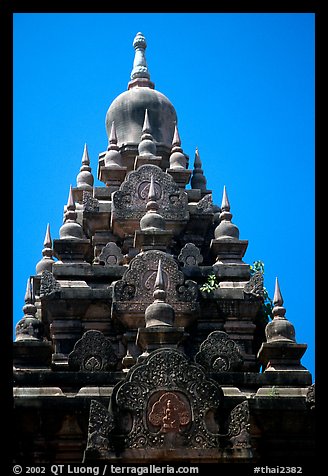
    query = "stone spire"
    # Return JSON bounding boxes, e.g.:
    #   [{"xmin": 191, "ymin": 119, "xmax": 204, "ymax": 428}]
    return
[
  {"xmin": 139, "ymin": 175, "xmax": 166, "ymax": 231},
  {"xmin": 104, "ymin": 122, "xmax": 123, "ymax": 168},
  {"xmin": 15, "ymin": 277, "xmax": 43, "ymax": 342},
  {"xmin": 138, "ymin": 109, "xmax": 157, "ymax": 157},
  {"xmin": 128, "ymin": 32, "xmax": 155, "ymax": 89},
  {"xmin": 169, "ymin": 123, "xmax": 187, "ymax": 169},
  {"xmin": 265, "ymin": 278, "xmax": 296, "ymax": 343},
  {"xmin": 144, "ymin": 259, "xmax": 175, "ymax": 327},
  {"xmin": 59, "ymin": 185, "xmax": 84, "ymax": 240},
  {"xmin": 76, "ymin": 143, "xmax": 94, "ymax": 190},
  {"xmin": 257, "ymin": 277, "xmax": 309, "ymax": 373},
  {"xmin": 35, "ymin": 223, "xmax": 55, "ymax": 274},
  {"xmin": 136, "ymin": 259, "xmax": 184, "ymax": 361},
  {"xmin": 191, "ymin": 147, "xmax": 207, "ymax": 191},
  {"xmin": 214, "ymin": 186, "xmax": 240, "ymax": 240}
]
